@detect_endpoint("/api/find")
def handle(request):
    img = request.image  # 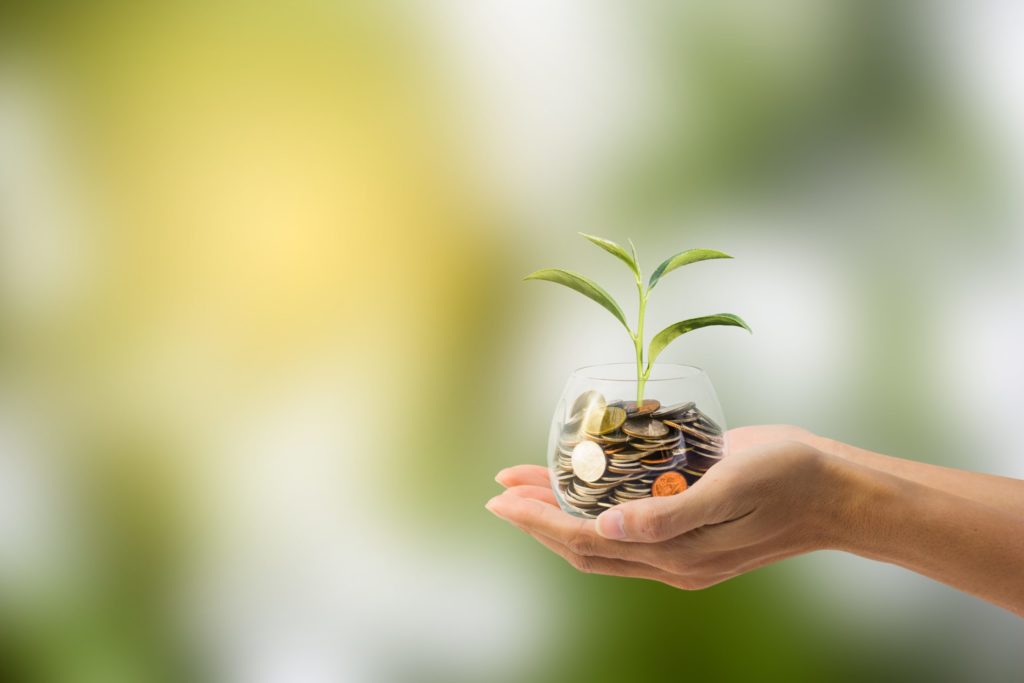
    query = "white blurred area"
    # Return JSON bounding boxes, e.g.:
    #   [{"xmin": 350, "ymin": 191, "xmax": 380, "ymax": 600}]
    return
[
  {"xmin": 0, "ymin": 21, "xmax": 544, "ymax": 683},
  {"xmin": 177, "ymin": 367, "xmax": 540, "ymax": 682},
  {"xmin": 426, "ymin": 0, "xmax": 657, "ymax": 232},
  {"xmin": 438, "ymin": 0, "xmax": 1024, "ymax": 660},
  {"xmin": 934, "ymin": 0, "xmax": 1024, "ymax": 480},
  {"xmin": 2, "ymin": 1, "xmax": 1024, "ymax": 680},
  {"xmin": 449, "ymin": 0, "xmax": 1024, "ymax": 465}
]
